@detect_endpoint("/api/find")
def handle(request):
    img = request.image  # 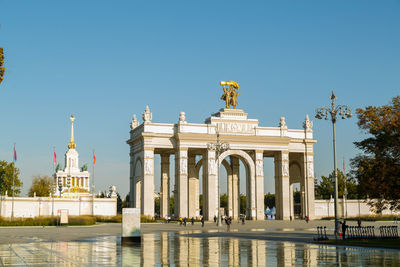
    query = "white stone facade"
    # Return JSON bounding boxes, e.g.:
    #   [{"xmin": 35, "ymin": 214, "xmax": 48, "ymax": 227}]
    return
[
  {"xmin": 0, "ymin": 195, "xmax": 117, "ymax": 217},
  {"xmin": 127, "ymin": 107, "xmax": 316, "ymax": 220}
]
